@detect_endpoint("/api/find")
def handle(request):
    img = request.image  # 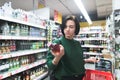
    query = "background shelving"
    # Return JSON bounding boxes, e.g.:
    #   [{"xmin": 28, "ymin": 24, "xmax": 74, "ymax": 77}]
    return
[
  {"xmin": 75, "ymin": 27, "xmax": 109, "ymax": 58},
  {"xmin": 113, "ymin": 9, "xmax": 120, "ymax": 80},
  {"xmin": 0, "ymin": 2, "xmax": 48, "ymax": 80}
]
